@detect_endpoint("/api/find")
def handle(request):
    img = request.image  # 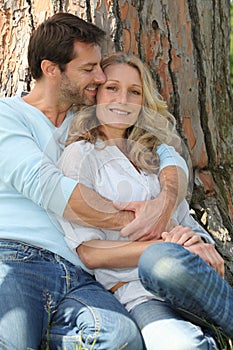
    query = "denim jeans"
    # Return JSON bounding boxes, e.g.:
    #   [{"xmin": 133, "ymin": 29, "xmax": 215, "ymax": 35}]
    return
[
  {"xmin": 138, "ymin": 242, "xmax": 233, "ymax": 346},
  {"xmin": 0, "ymin": 240, "xmax": 143, "ymax": 350},
  {"xmin": 130, "ymin": 299, "xmax": 217, "ymax": 350}
]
